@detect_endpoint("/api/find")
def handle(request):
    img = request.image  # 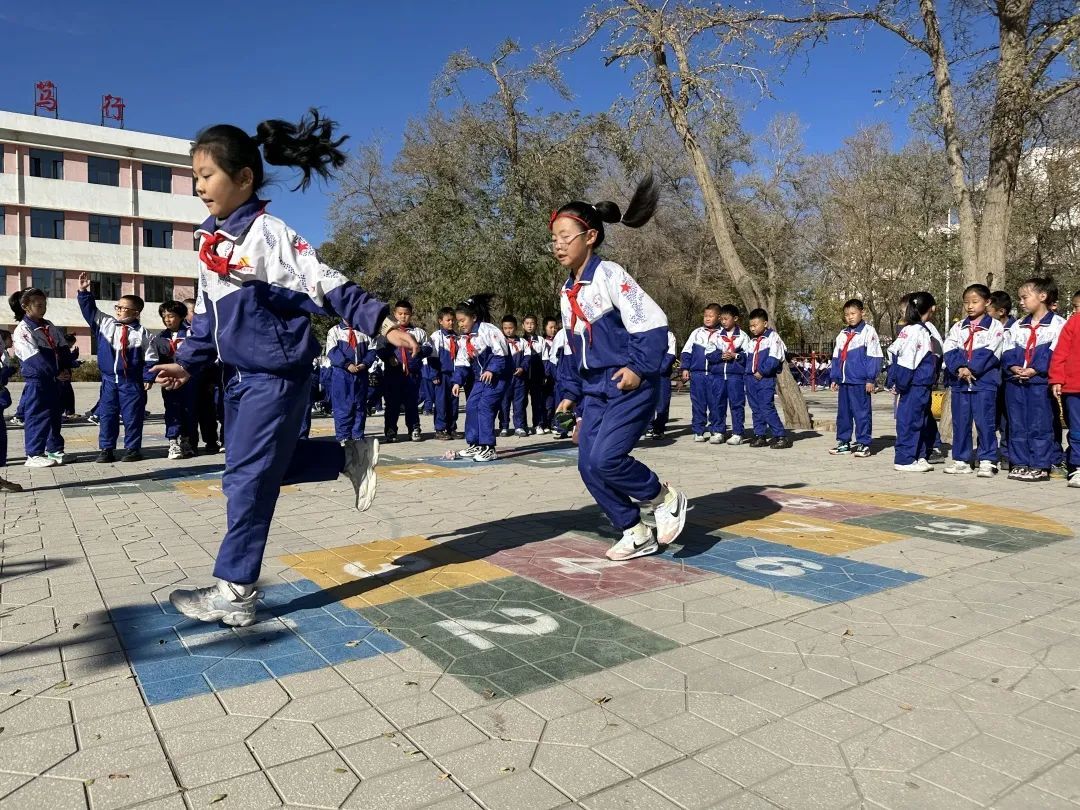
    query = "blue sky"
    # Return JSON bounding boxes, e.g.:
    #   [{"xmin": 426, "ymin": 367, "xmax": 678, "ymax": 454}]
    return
[{"xmin": 2, "ymin": 1, "xmax": 918, "ymax": 243}]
